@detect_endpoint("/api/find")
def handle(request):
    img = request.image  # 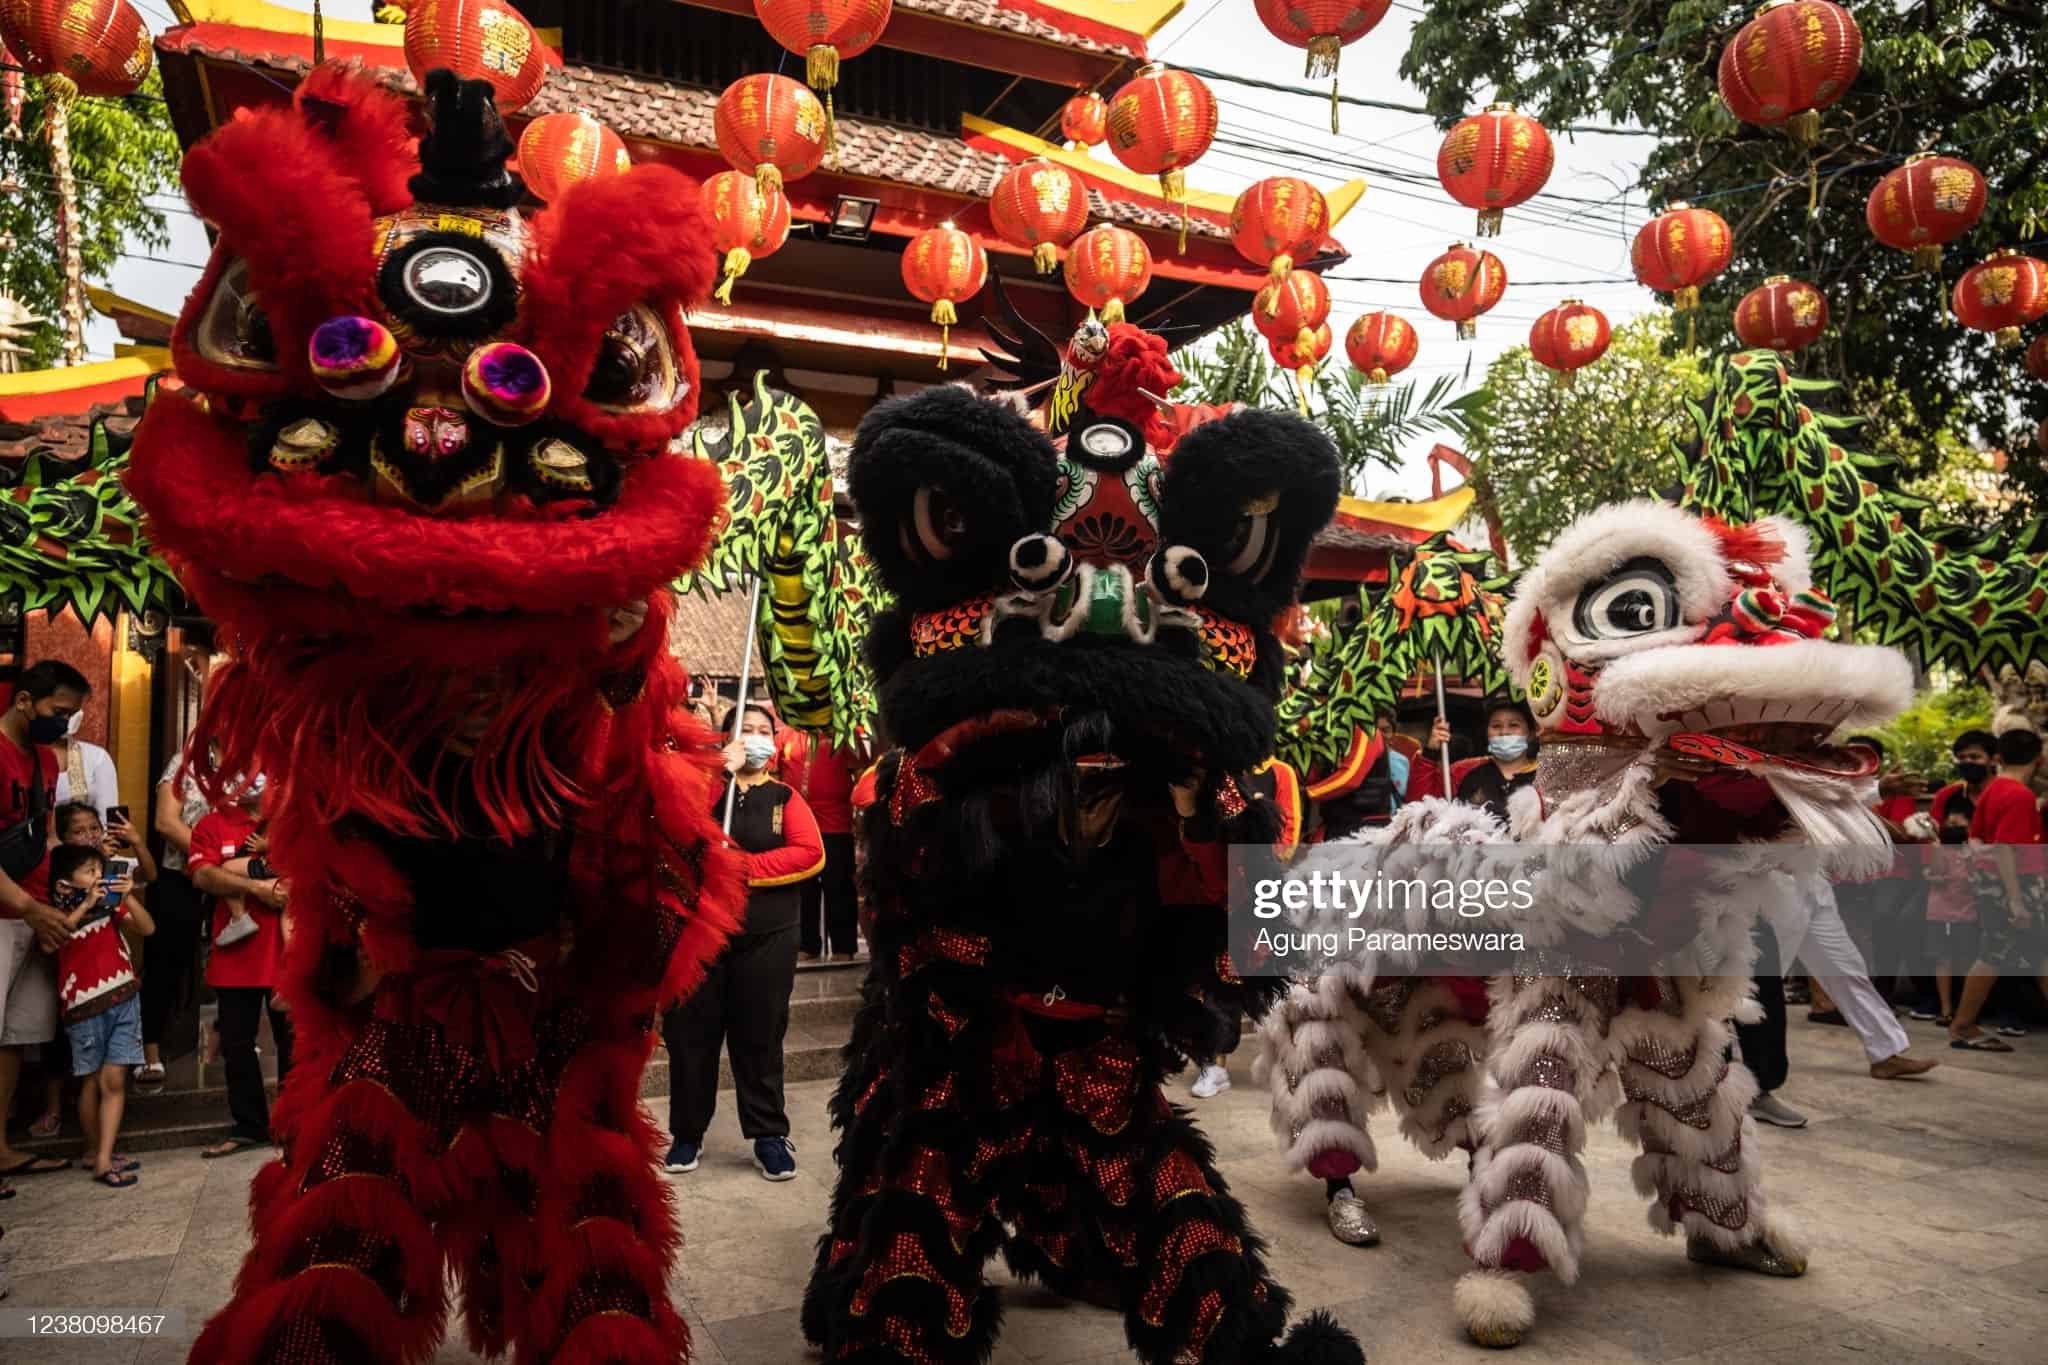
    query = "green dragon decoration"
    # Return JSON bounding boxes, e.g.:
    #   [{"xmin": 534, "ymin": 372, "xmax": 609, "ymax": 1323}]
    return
[
  {"xmin": 1, "ymin": 380, "xmax": 177, "ymax": 625},
  {"xmin": 1677, "ymin": 350, "xmax": 2048, "ymax": 673},
  {"xmin": 1276, "ymin": 533, "xmax": 1511, "ymax": 780},
  {"xmin": 679, "ymin": 373, "xmax": 886, "ymax": 748}
]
